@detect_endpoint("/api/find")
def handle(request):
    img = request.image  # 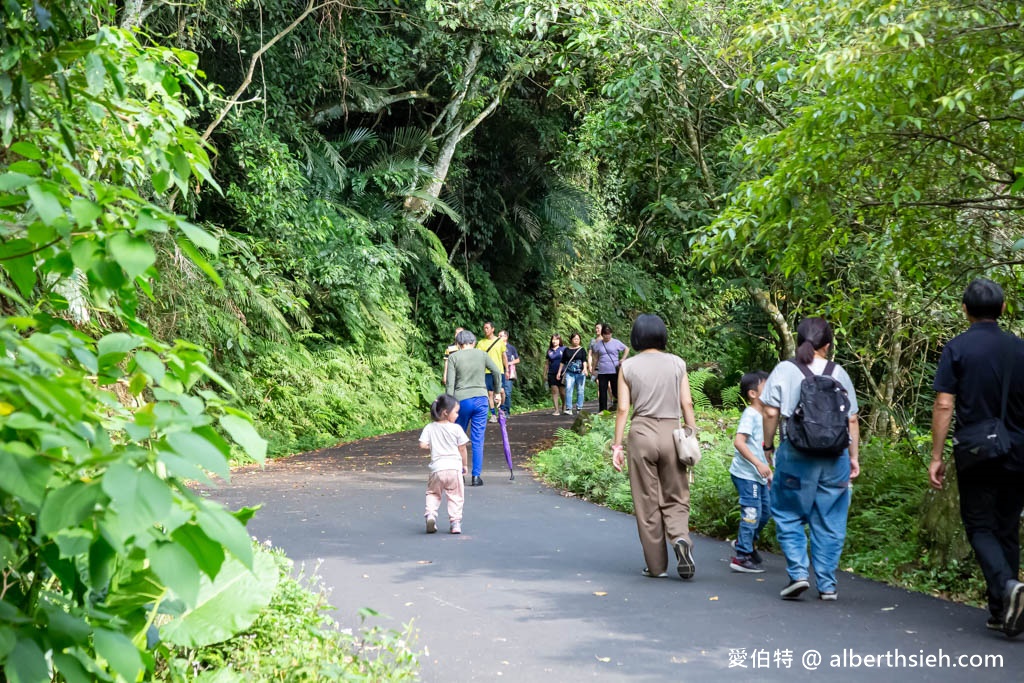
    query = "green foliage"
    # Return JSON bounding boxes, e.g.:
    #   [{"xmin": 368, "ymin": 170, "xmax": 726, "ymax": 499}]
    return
[
  {"xmin": 224, "ymin": 344, "xmax": 439, "ymax": 457},
  {"xmin": 158, "ymin": 546, "xmax": 420, "ymax": 681},
  {"xmin": 532, "ymin": 412, "xmax": 986, "ymax": 604},
  {"xmin": 0, "ymin": 3, "xmax": 273, "ymax": 679}
]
